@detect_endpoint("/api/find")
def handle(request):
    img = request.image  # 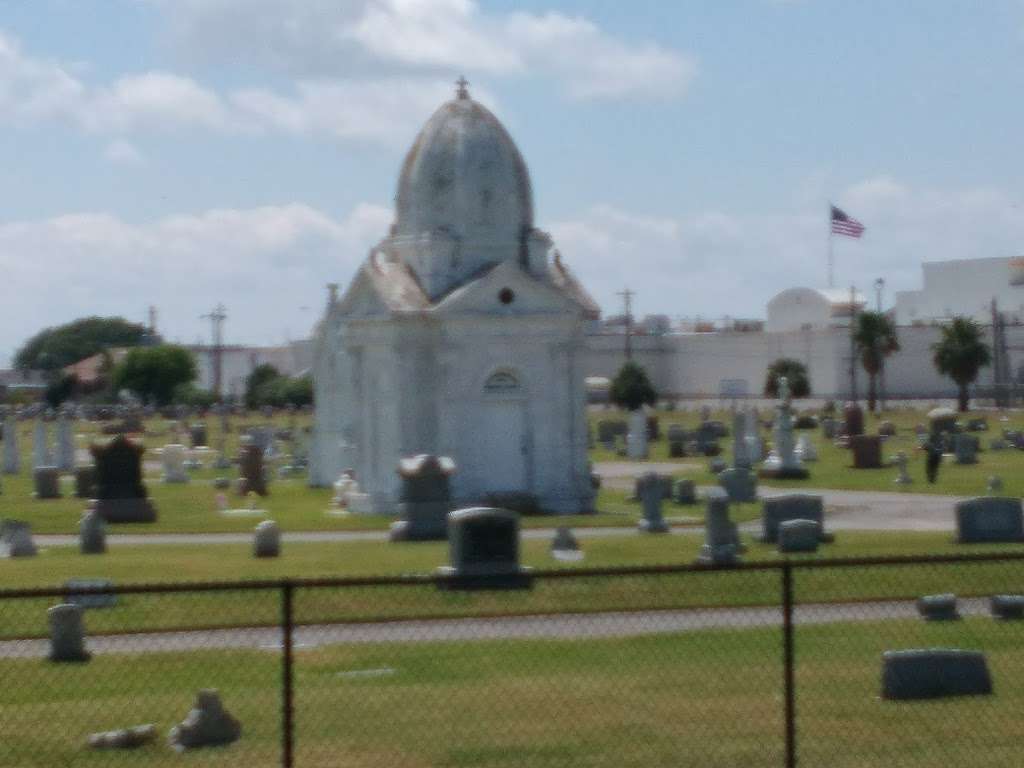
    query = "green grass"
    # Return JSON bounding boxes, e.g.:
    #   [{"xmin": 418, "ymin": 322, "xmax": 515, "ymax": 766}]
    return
[
  {"xmin": 3, "ymin": 532, "xmax": 1024, "ymax": 639},
  {"xmin": 2, "ymin": 617, "xmax": 1024, "ymax": 767}
]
